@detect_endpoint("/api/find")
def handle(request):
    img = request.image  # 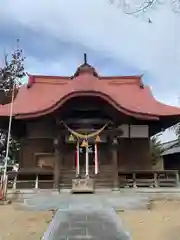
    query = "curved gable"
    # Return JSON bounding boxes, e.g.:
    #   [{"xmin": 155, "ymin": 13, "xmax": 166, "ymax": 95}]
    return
[{"xmin": 0, "ymin": 63, "xmax": 180, "ymax": 120}]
